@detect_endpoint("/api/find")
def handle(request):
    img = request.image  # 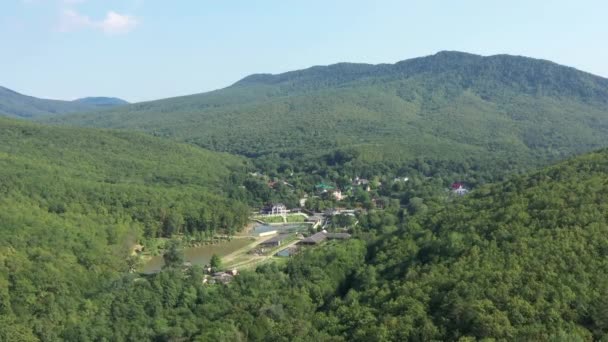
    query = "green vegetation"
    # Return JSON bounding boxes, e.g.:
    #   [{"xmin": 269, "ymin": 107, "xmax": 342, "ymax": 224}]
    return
[
  {"xmin": 48, "ymin": 51, "xmax": 608, "ymax": 171},
  {"xmin": 4, "ymin": 51, "xmax": 608, "ymax": 340},
  {"xmin": 73, "ymin": 97, "xmax": 129, "ymax": 107},
  {"xmin": 0, "ymin": 117, "xmax": 252, "ymax": 339},
  {"xmin": 255, "ymin": 214, "xmax": 307, "ymax": 224},
  {"xmin": 4, "ymin": 119, "xmax": 608, "ymax": 339},
  {"xmin": 0, "ymin": 86, "xmax": 127, "ymax": 119},
  {"xmin": 209, "ymin": 254, "xmax": 222, "ymax": 270}
]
